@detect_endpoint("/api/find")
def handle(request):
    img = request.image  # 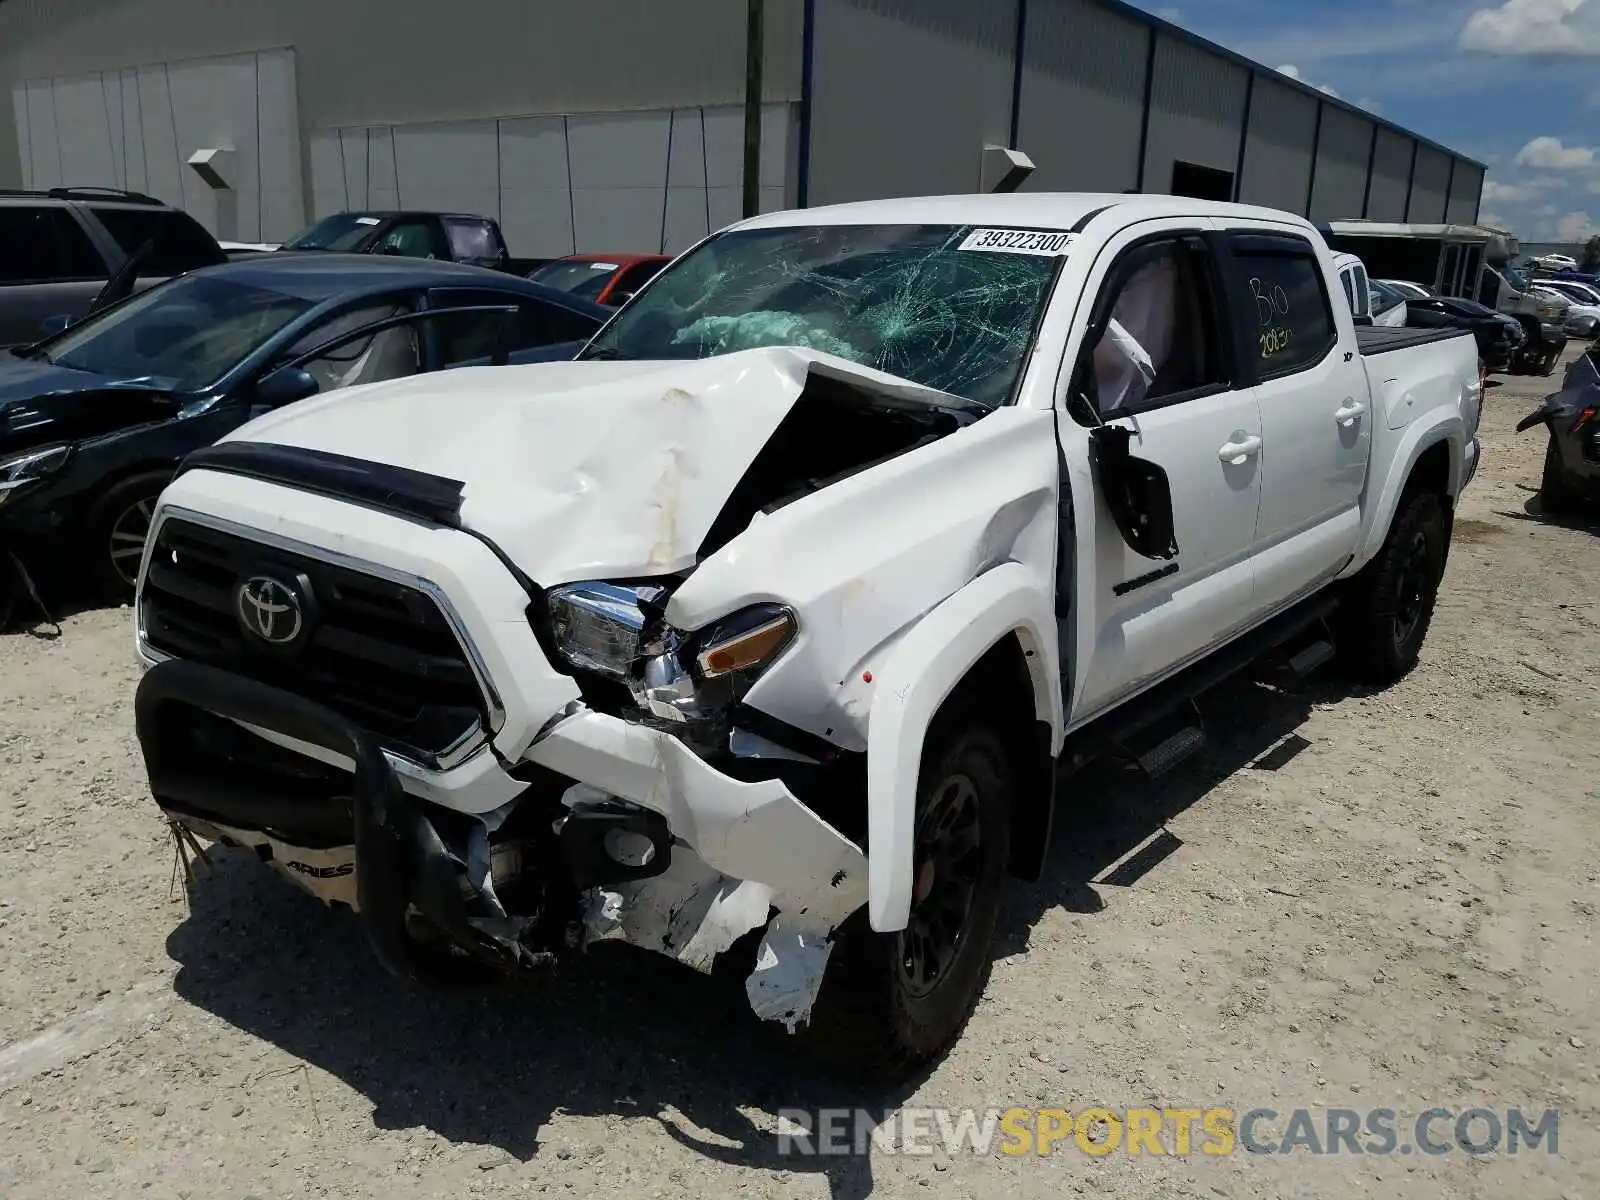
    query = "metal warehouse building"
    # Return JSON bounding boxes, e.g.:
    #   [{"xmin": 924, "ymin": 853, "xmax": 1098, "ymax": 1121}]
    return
[{"xmin": 0, "ymin": 0, "xmax": 1486, "ymax": 256}]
